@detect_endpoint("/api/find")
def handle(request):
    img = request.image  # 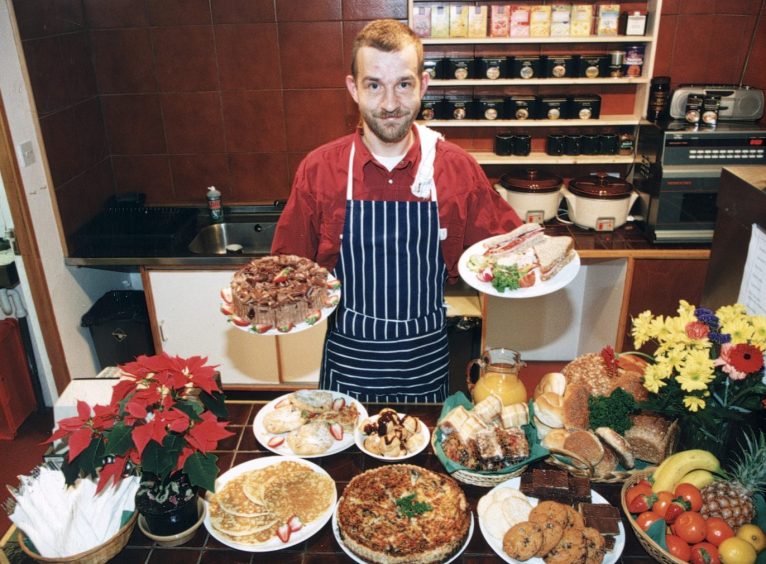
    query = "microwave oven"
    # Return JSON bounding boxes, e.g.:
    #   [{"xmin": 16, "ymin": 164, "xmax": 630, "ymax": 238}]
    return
[{"xmin": 633, "ymin": 121, "xmax": 766, "ymax": 243}]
